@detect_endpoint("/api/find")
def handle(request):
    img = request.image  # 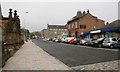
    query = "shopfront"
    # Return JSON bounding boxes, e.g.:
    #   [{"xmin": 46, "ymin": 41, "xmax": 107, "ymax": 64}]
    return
[{"xmin": 82, "ymin": 28, "xmax": 120, "ymax": 39}]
